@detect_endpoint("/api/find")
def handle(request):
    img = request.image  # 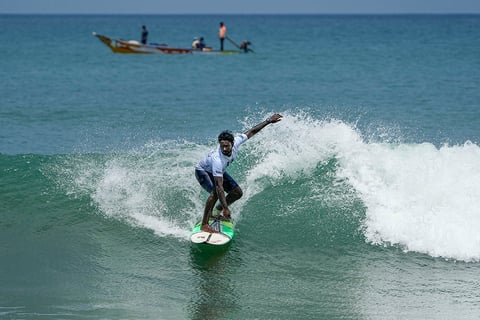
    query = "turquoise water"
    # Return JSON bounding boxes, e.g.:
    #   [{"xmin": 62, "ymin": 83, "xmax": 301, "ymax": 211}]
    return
[{"xmin": 1, "ymin": 14, "xmax": 480, "ymax": 319}]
